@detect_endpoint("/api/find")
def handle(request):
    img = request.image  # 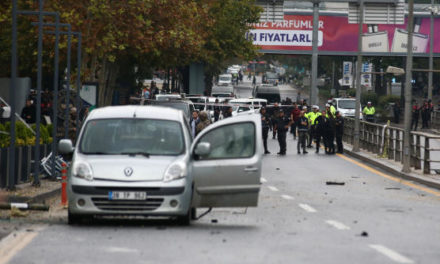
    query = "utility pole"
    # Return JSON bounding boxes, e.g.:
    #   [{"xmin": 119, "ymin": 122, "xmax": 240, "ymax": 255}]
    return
[
  {"xmin": 353, "ymin": 0, "xmax": 364, "ymax": 152},
  {"xmin": 428, "ymin": 0, "xmax": 435, "ymax": 100},
  {"xmin": 310, "ymin": 0, "xmax": 319, "ymax": 106},
  {"xmin": 402, "ymin": 0, "xmax": 415, "ymax": 173}
]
